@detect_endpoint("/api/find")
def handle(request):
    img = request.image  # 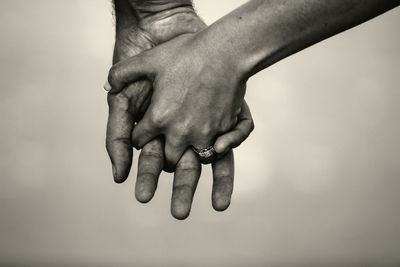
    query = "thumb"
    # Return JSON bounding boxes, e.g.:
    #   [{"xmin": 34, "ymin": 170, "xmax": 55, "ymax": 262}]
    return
[{"xmin": 105, "ymin": 53, "xmax": 153, "ymax": 94}]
